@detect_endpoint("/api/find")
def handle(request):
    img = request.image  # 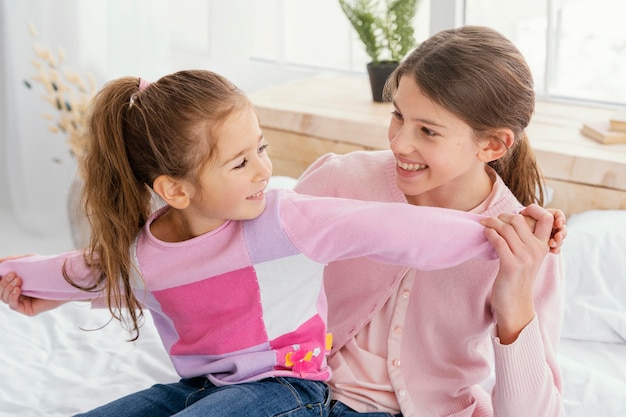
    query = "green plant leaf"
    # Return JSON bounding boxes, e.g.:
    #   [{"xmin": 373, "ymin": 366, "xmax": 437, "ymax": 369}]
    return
[{"xmin": 338, "ymin": 0, "xmax": 419, "ymax": 63}]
